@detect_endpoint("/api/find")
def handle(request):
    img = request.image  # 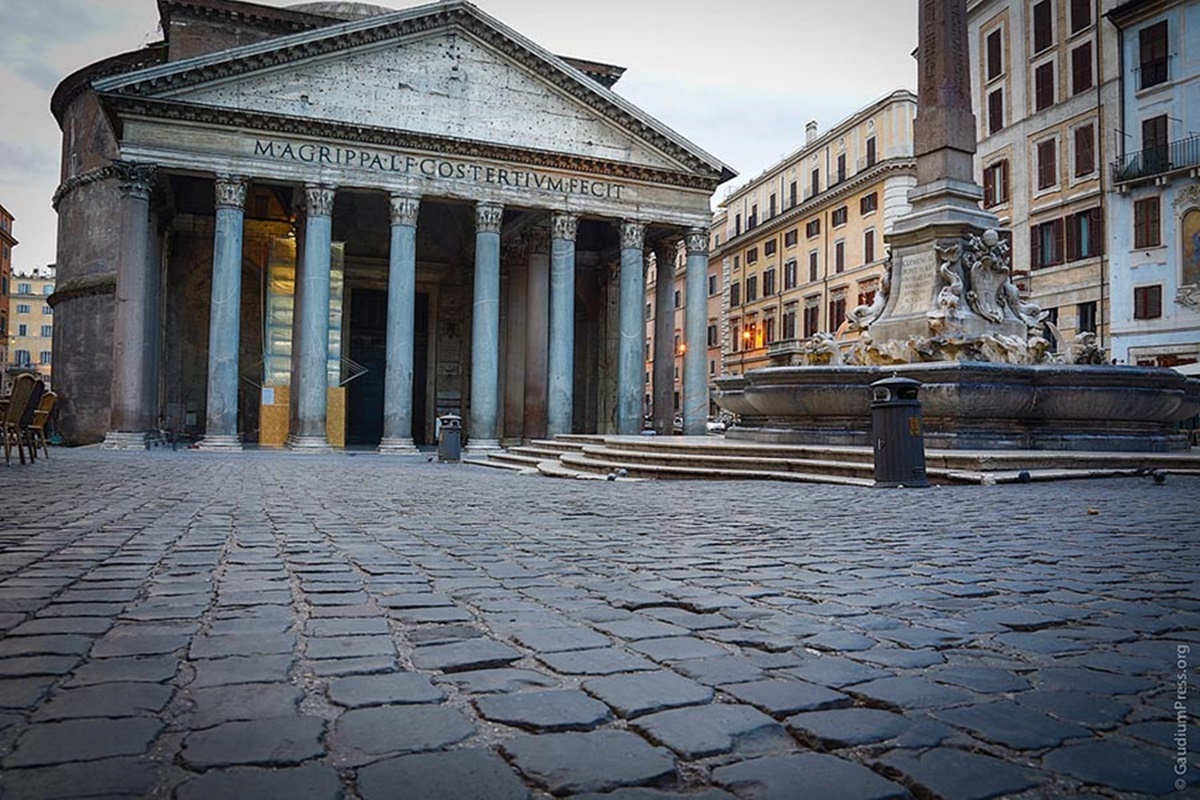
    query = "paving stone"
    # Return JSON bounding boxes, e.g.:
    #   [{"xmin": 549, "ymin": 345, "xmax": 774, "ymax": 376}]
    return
[
  {"xmin": 928, "ymin": 666, "xmax": 1031, "ymax": 694},
  {"xmin": 848, "ymin": 676, "xmax": 971, "ymax": 710},
  {"xmin": 407, "ymin": 623, "xmax": 486, "ymax": 645},
  {"xmin": 306, "ymin": 635, "xmax": 395, "ymax": 660},
  {"xmin": 5, "ymin": 717, "xmax": 164, "ymax": 767},
  {"xmin": 628, "ymin": 637, "xmax": 730, "ymax": 662},
  {"xmin": 802, "ymin": 630, "xmax": 879, "ymax": 653},
  {"xmin": 714, "ymin": 753, "xmax": 910, "ymax": 800},
  {"xmin": 190, "ymin": 633, "xmax": 296, "ymax": 659},
  {"xmin": 357, "ymin": 749, "xmax": 529, "ymax": 800},
  {"xmin": 538, "ymin": 647, "xmax": 659, "ymax": 676},
  {"xmin": 591, "ymin": 617, "xmax": 691, "ymax": 641},
  {"xmin": 722, "ymin": 677, "xmax": 852, "ymax": 718},
  {"xmin": 327, "ymin": 672, "xmax": 445, "ymax": 707},
  {"xmin": 310, "ymin": 655, "xmax": 397, "ymax": 677},
  {"xmin": 390, "ymin": 606, "xmax": 475, "ymax": 623},
  {"xmin": 875, "ymin": 748, "xmax": 1040, "ymax": 800},
  {"xmin": 571, "ymin": 791, "xmax": 735, "ymax": 800},
  {"xmin": 332, "ymin": 705, "xmax": 475, "ymax": 756},
  {"xmin": 32, "ymin": 681, "xmax": 174, "ymax": 720},
  {"xmin": 189, "ymin": 655, "xmax": 294, "ymax": 687},
  {"xmin": 0, "ymin": 757, "xmax": 159, "ymax": 799},
  {"xmin": 1033, "ymin": 666, "xmax": 1154, "ymax": 695},
  {"xmin": 994, "ymin": 631, "xmax": 1088, "ymax": 655},
  {"xmin": 583, "ymin": 671, "xmax": 714, "ymax": 719},
  {"xmin": 435, "ymin": 668, "xmax": 560, "ymax": 694},
  {"xmin": 502, "ymin": 730, "xmax": 676, "ymax": 796},
  {"xmin": 410, "ymin": 640, "xmax": 522, "ymax": 673},
  {"xmin": 673, "ymin": 657, "xmax": 766, "ymax": 686},
  {"xmin": 852, "ymin": 648, "xmax": 945, "ymax": 669},
  {"xmin": 65, "ymin": 655, "xmax": 178, "ymax": 686},
  {"xmin": 378, "ymin": 592, "xmax": 457, "ymax": 608},
  {"xmin": 7, "ymin": 617, "xmax": 113, "ymax": 636},
  {"xmin": 91, "ymin": 632, "xmax": 191, "ymax": 658},
  {"xmin": 787, "ymin": 708, "xmax": 914, "ymax": 748},
  {"xmin": 0, "ymin": 634, "xmax": 95, "ymax": 657},
  {"xmin": 176, "ymin": 763, "xmax": 344, "ymax": 800},
  {"xmin": 933, "ymin": 700, "xmax": 1090, "ymax": 749},
  {"xmin": 1041, "ymin": 740, "xmax": 1180, "ymax": 795},
  {"xmin": 641, "ymin": 608, "xmax": 735, "ymax": 631},
  {"xmin": 187, "ymin": 682, "xmax": 304, "ymax": 727},
  {"xmin": 475, "ymin": 689, "xmax": 611, "ymax": 732},
  {"xmin": 0, "ymin": 676, "xmax": 54, "ymax": 709},
  {"xmin": 0, "ymin": 655, "xmax": 81, "ymax": 677},
  {"xmin": 38, "ymin": 602, "xmax": 127, "ymax": 617},
  {"xmin": 779, "ymin": 657, "xmax": 893, "ymax": 688},
  {"xmin": 512, "ymin": 626, "xmax": 612, "ymax": 653},
  {"xmin": 632, "ymin": 703, "xmax": 792, "ymax": 759},
  {"xmin": 182, "ymin": 716, "xmax": 326, "ymax": 768},
  {"xmin": 306, "ymin": 617, "xmax": 391, "ymax": 636}
]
